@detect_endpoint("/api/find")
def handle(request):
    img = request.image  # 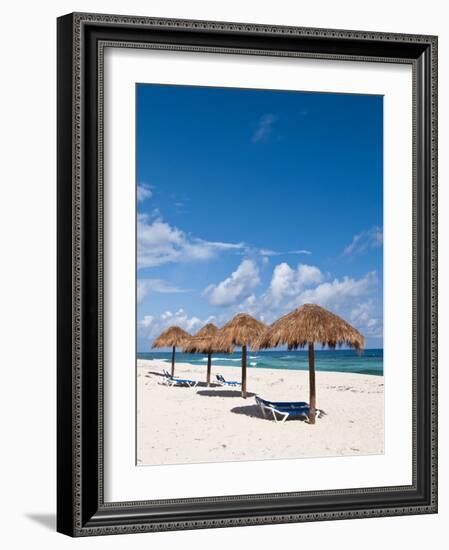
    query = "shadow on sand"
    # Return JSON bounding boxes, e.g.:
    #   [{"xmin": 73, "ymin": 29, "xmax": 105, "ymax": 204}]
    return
[
  {"xmin": 144, "ymin": 373, "xmax": 221, "ymax": 389},
  {"xmin": 144, "ymin": 370, "xmax": 165, "ymax": 378},
  {"xmin": 230, "ymin": 404, "xmax": 267, "ymax": 419},
  {"xmin": 196, "ymin": 389, "xmax": 256, "ymax": 398}
]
